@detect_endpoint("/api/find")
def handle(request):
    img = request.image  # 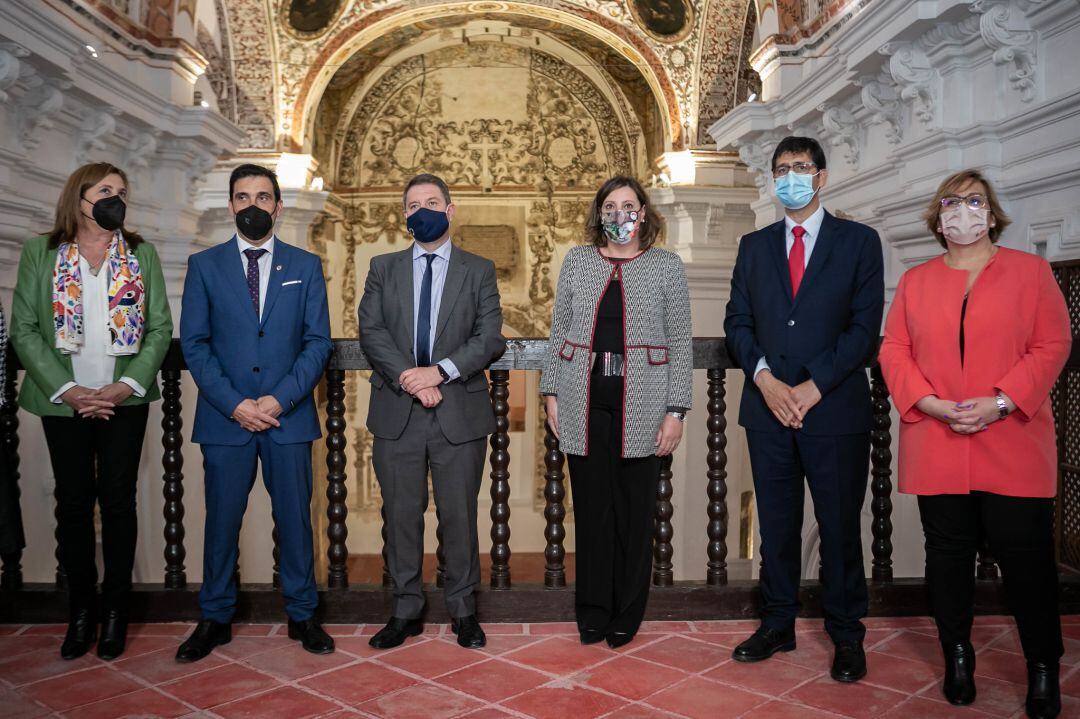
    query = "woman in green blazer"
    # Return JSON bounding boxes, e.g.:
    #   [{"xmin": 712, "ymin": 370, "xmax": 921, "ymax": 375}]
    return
[{"xmin": 10, "ymin": 162, "xmax": 172, "ymax": 661}]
